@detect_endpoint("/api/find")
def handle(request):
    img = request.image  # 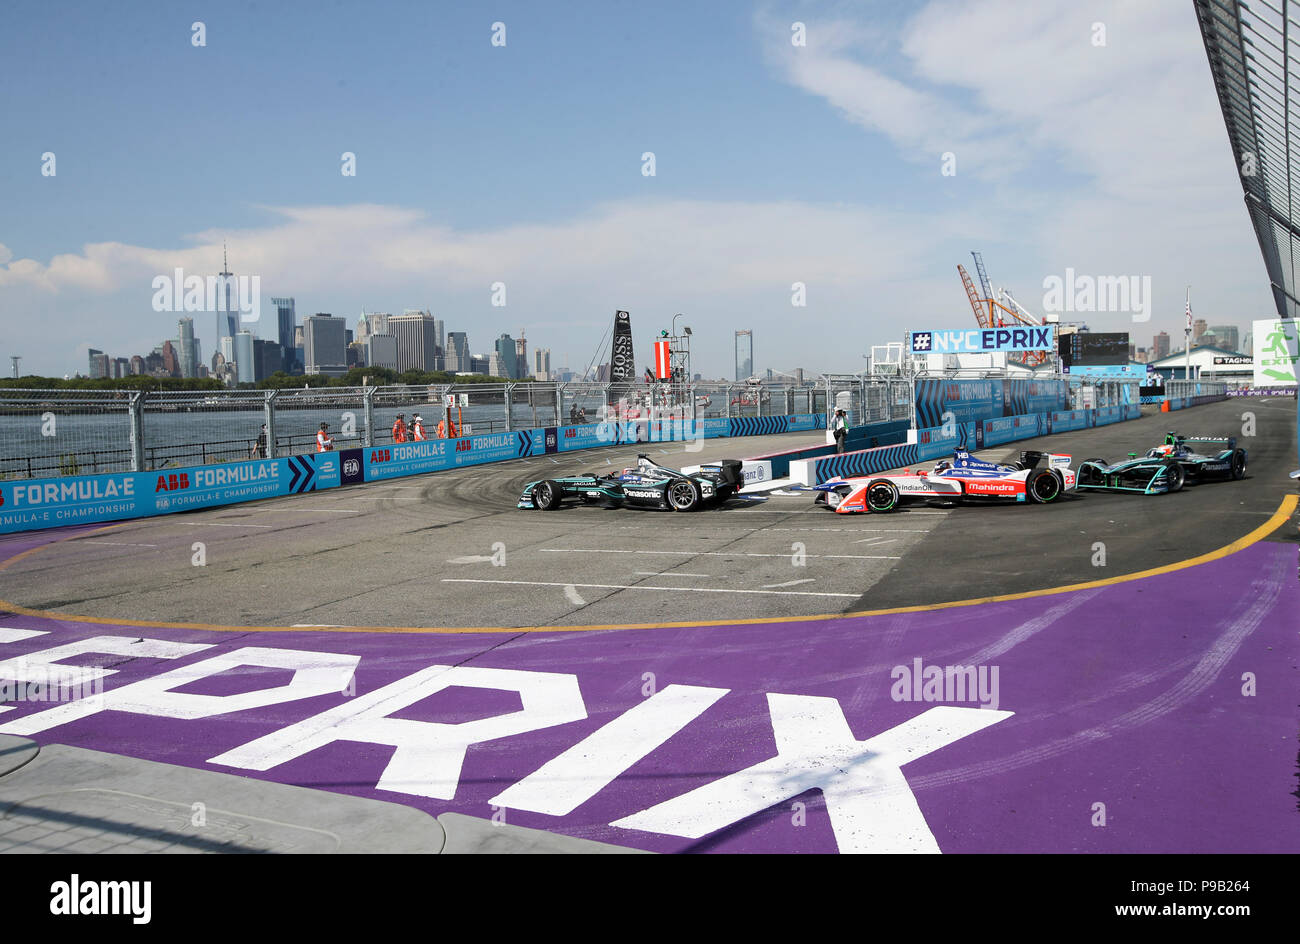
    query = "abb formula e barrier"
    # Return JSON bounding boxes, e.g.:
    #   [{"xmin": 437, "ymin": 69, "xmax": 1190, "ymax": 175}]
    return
[
  {"xmin": 806, "ymin": 449, "xmax": 1077, "ymax": 514},
  {"xmin": 1076, "ymin": 432, "xmax": 1247, "ymax": 495},
  {"xmin": 517, "ymin": 454, "xmax": 752, "ymax": 512}
]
